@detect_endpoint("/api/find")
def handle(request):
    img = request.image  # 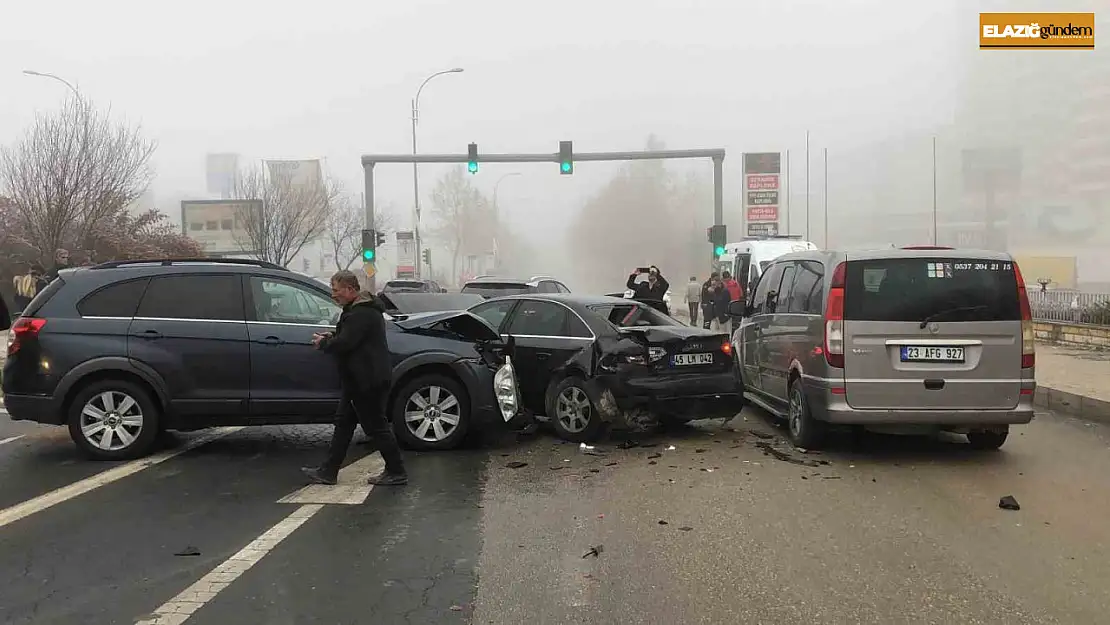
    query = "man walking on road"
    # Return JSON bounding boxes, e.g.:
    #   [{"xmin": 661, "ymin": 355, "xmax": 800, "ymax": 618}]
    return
[
  {"xmin": 302, "ymin": 270, "xmax": 408, "ymax": 487},
  {"xmin": 684, "ymin": 276, "xmax": 701, "ymax": 326}
]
